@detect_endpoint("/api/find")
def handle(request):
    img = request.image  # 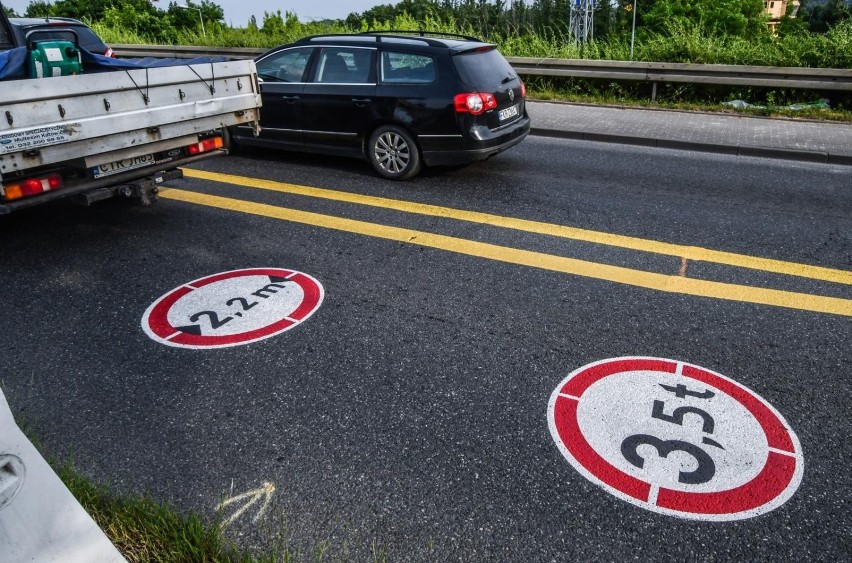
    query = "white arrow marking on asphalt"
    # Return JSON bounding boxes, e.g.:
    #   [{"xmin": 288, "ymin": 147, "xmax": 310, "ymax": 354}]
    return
[{"xmin": 216, "ymin": 481, "xmax": 276, "ymax": 528}]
